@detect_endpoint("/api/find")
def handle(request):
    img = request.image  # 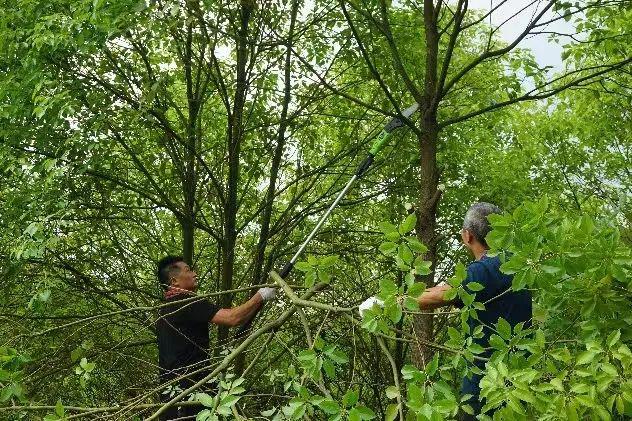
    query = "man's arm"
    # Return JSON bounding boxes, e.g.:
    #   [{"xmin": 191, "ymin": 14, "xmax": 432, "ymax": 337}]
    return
[
  {"xmin": 210, "ymin": 287, "xmax": 276, "ymax": 327},
  {"xmin": 211, "ymin": 294, "xmax": 263, "ymax": 327},
  {"xmin": 417, "ymin": 284, "xmax": 453, "ymax": 310},
  {"xmin": 358, "ymin": 285, "xmax": 455, "ymax": 315}
]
